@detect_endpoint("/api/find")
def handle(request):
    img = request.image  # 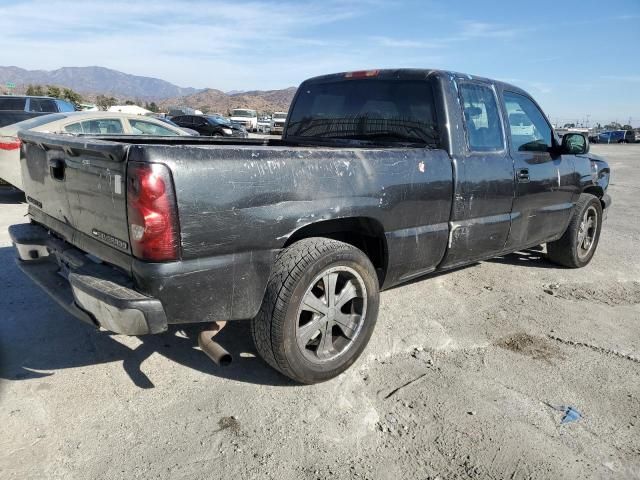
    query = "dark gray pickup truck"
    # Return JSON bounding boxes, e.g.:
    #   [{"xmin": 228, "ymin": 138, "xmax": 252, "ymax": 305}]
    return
[{"xmin": 11, "ymin": 69, "xmax": 611, "ymax": 383}]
